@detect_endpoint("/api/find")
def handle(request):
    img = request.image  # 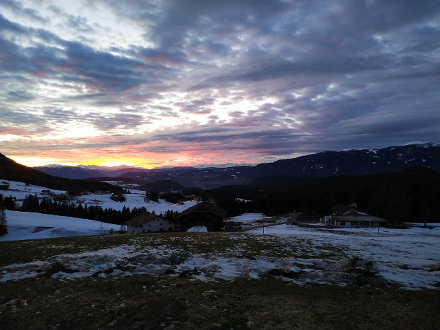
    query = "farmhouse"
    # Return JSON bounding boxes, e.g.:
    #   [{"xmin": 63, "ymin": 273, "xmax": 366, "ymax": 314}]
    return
[
  {"xmin": 321, "ymin": 214, "xmax": 387, "ymax": 227},
  {"xmin": 126, "ymin": 213, "xmax": 175, "ymax": 234},
  {"xmin": 321, "ymin": 203, "xmax": 388, "ymax": 227},
  {"xmin": 176, "ymin": 201, "xmax": 225, "ymax": 231}
]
